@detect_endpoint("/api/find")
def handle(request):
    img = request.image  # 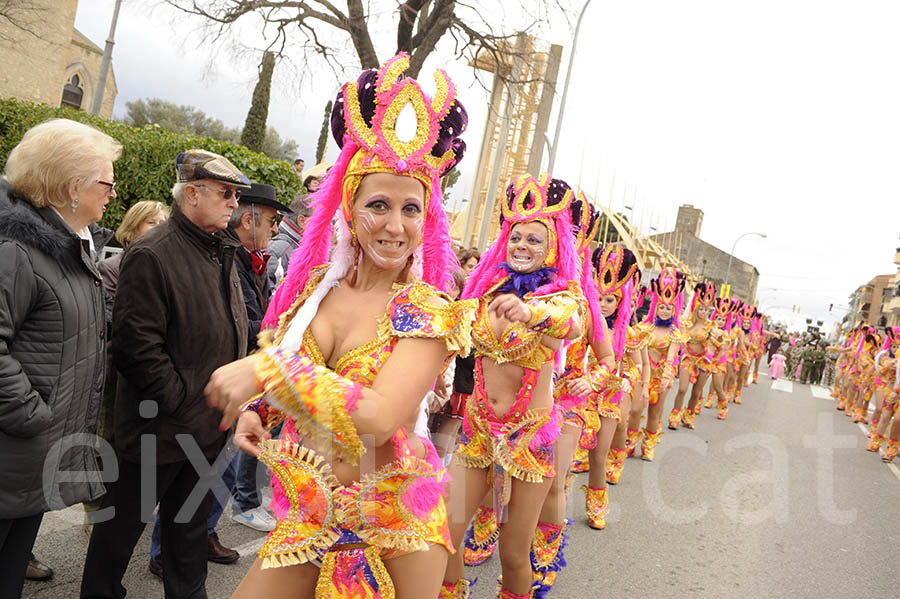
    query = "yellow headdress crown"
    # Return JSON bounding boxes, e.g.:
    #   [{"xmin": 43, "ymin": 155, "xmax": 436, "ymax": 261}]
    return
[
  {"xmin": 651, "ymin": 267, "xmax": 684, "ymax": 304},
  {"xmin": 593, "ymin": 245, "xmax": 638, "ymax": 297},
  {"xmin": 500, "ymin": 173, "xmax": 575, "ymax": 267}
]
